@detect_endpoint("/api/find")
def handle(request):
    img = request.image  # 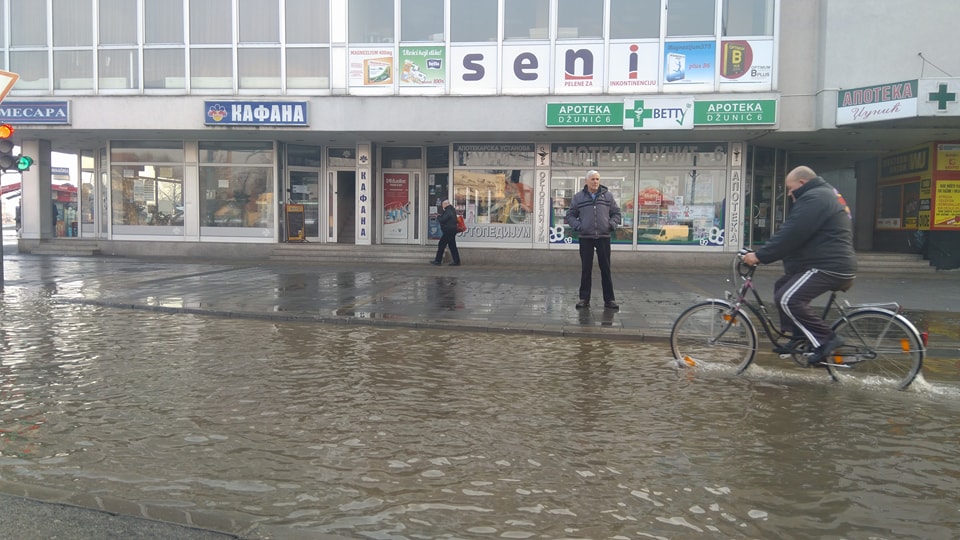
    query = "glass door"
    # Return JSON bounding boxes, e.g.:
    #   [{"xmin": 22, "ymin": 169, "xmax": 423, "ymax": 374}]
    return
[{"xmin": 288, "ymin": 170, "xmax": 320, "ymax": 239}]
